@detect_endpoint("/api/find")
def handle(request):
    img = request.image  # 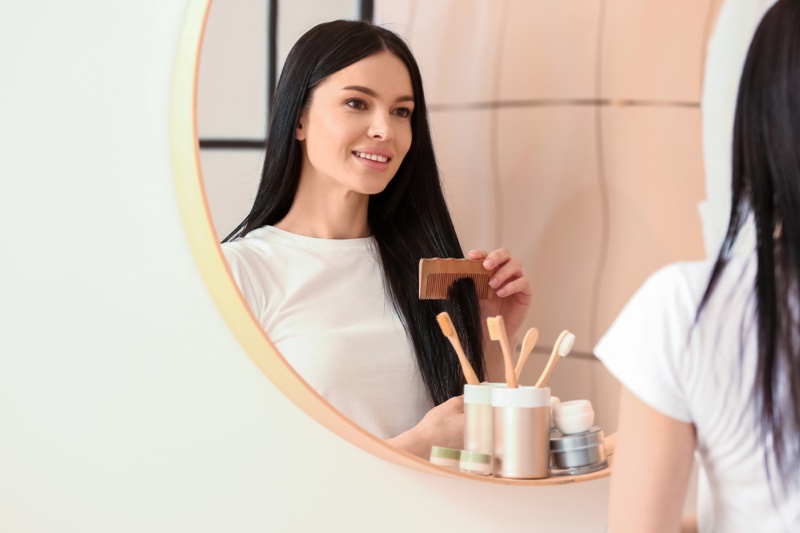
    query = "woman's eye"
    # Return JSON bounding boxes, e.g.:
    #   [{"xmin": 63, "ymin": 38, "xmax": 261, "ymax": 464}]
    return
[
  {"xmin": 346, "ymin": 99, "xmax": 366, "ymax": 110},
  {"xmin": 394, "ymin": 107, "xmax": 413, "ymax": 118}
]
